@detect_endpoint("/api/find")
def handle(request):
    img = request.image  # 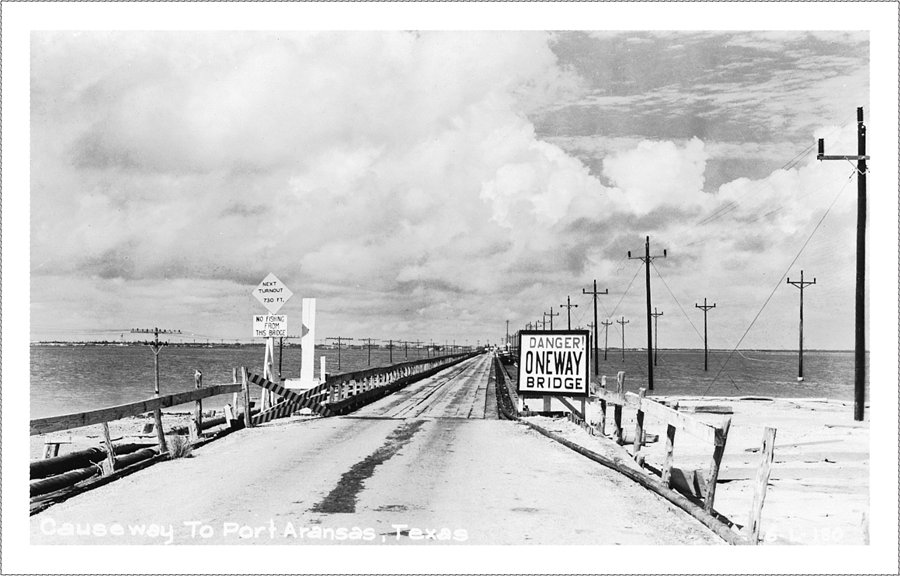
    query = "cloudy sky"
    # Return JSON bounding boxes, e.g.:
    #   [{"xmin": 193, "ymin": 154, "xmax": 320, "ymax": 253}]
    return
[{"xmin": 29, "ymin": 29, "xmax": 871, "ymax": 350}]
